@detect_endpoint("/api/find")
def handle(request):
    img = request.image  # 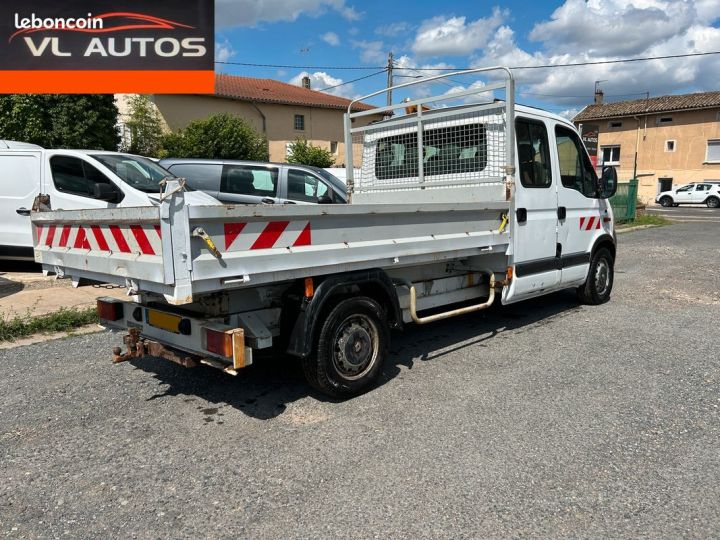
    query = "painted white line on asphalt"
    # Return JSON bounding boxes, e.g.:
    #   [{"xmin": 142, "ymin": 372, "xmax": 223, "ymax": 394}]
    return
[
  {"xmin": 649, "ymin": 209, "xmax": 718, "ymax": 213},
  {"xmin": 667, "ymin": 219, "xmax": 720, "ymax": 223}
]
